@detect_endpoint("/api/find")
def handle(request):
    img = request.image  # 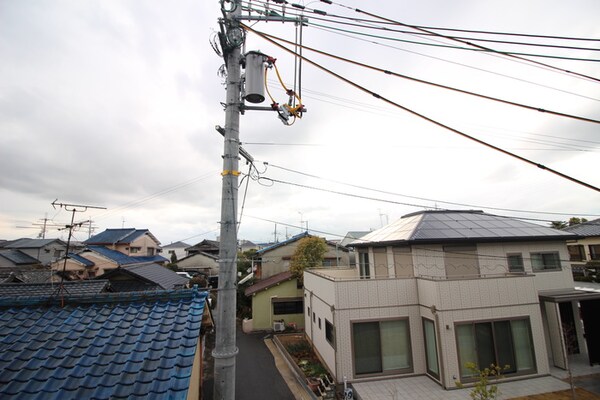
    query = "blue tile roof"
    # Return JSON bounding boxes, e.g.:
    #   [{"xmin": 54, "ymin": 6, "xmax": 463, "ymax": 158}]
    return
[
  {"xmin": 0, "ymin": 288, "xmax": 209, "ymax": 399},
  {"xmin": 85, "ymin": 229, "xmax": 160, "ymax": 246},
  {"xmin": 87, "ymin": 246, "xmax": 143, "ymax": 265}
]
